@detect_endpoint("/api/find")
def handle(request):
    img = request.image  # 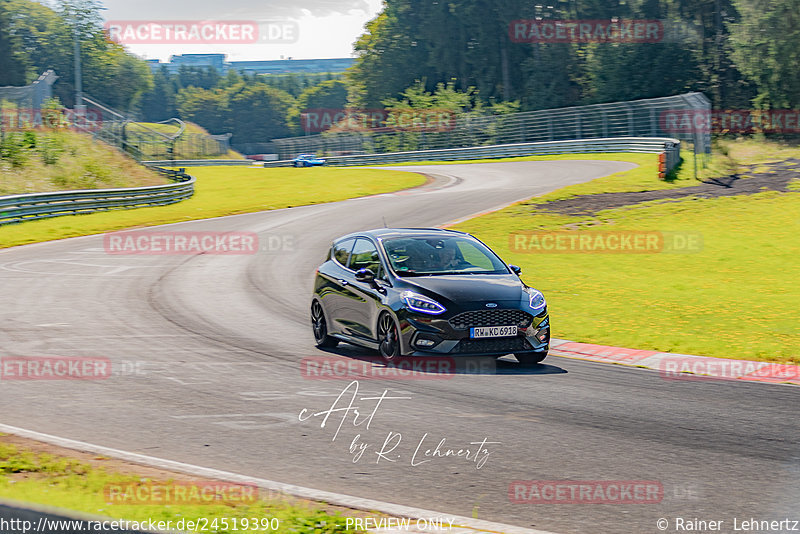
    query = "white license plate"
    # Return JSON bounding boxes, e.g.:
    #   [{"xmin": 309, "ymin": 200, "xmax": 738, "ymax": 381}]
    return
[{"xmin": 470, "ymin": 325, "xmax": 518, "ymax": 338}]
